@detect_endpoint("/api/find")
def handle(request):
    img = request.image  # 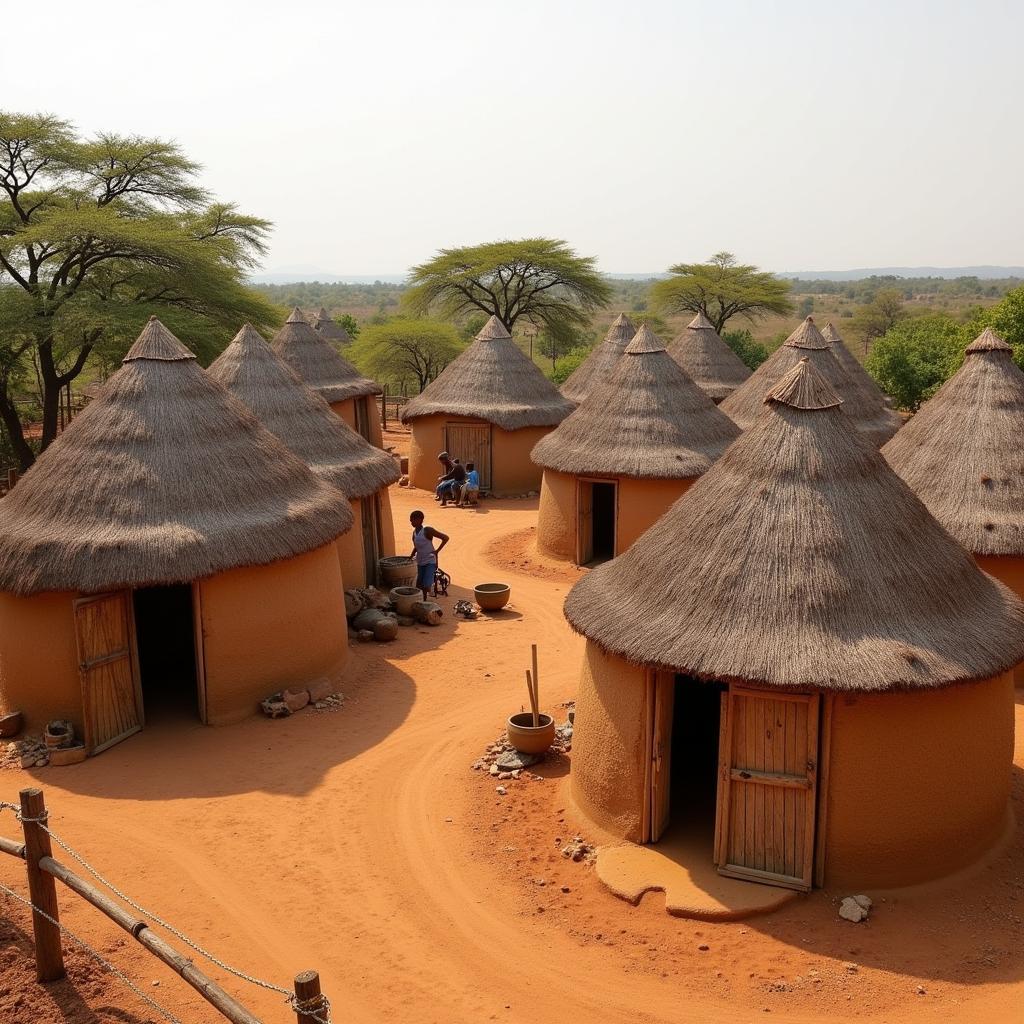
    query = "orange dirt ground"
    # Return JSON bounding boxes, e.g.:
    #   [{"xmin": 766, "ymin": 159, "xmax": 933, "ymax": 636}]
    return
[{"xmin": 2, "ymin": 432, "xmax": 1024, "ymax": 1023}]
